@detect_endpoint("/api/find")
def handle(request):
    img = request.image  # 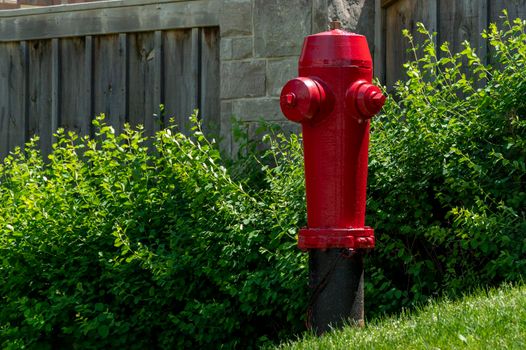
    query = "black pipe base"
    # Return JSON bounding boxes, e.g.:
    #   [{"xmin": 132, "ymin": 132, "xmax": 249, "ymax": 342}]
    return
[{"xmin": 307, "ymin": 248, "xmax": 364, "ymax": 334}]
